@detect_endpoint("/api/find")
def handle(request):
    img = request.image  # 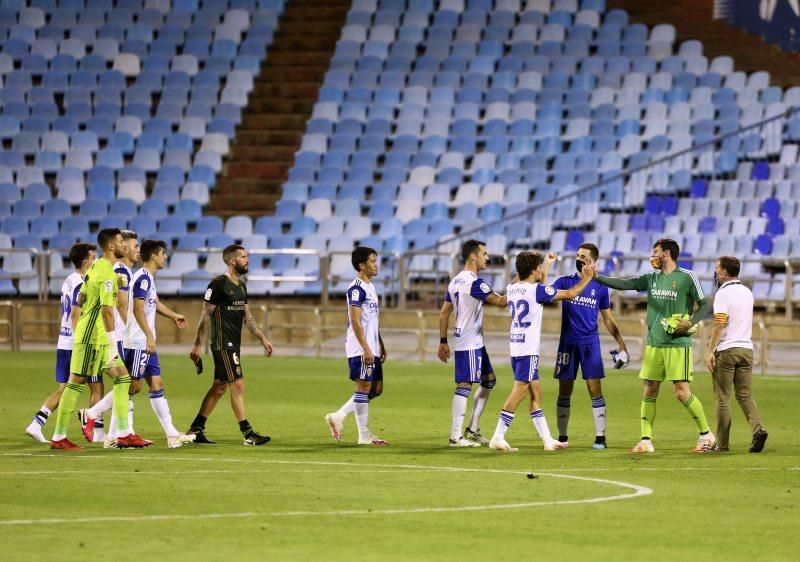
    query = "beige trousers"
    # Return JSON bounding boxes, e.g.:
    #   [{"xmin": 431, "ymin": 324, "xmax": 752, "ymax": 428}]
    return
[{"xmin": 712, "ymin": 347, "xmax": 763, "ymax": 449}]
